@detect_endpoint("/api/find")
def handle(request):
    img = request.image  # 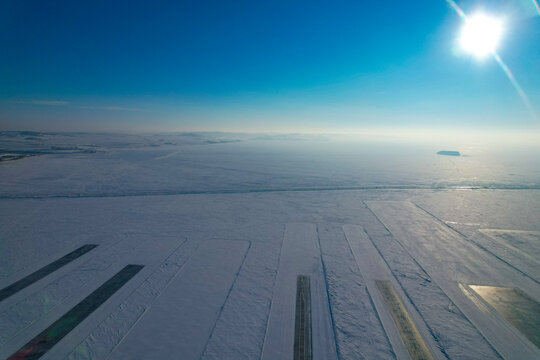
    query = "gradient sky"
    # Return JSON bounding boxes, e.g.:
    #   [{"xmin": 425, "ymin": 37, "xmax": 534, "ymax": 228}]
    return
[{"xmin": 1, "ymin": 0, "xmax": 539, "ymax": 133}]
